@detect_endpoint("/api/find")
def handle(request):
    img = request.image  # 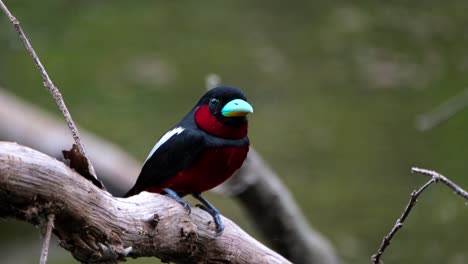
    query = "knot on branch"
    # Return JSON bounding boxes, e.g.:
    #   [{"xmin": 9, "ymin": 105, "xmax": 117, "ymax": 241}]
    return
[
  {"xmin": 0, "ymin": 191, "xmax": 61, "ymax": 226},
  {"xmin": 180, "ymin": 219, "xmax": 200, "ymax": 256}
]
